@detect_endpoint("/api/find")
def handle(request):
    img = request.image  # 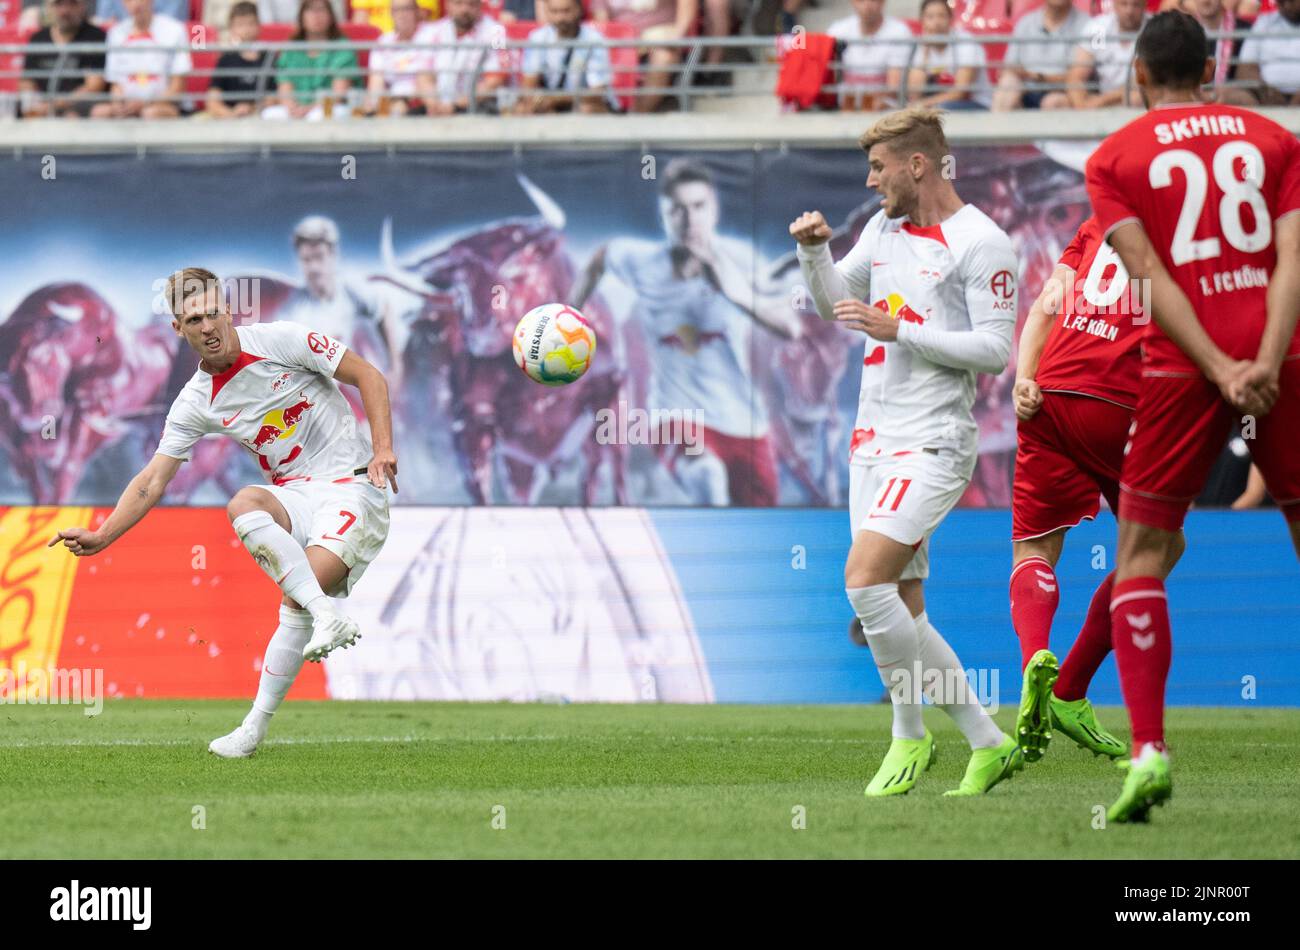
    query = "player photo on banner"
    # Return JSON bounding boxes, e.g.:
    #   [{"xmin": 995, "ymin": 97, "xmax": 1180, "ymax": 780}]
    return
[{"xmin": 0, "ymin": 146, "xmax": 1089, "ymax": 508}]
